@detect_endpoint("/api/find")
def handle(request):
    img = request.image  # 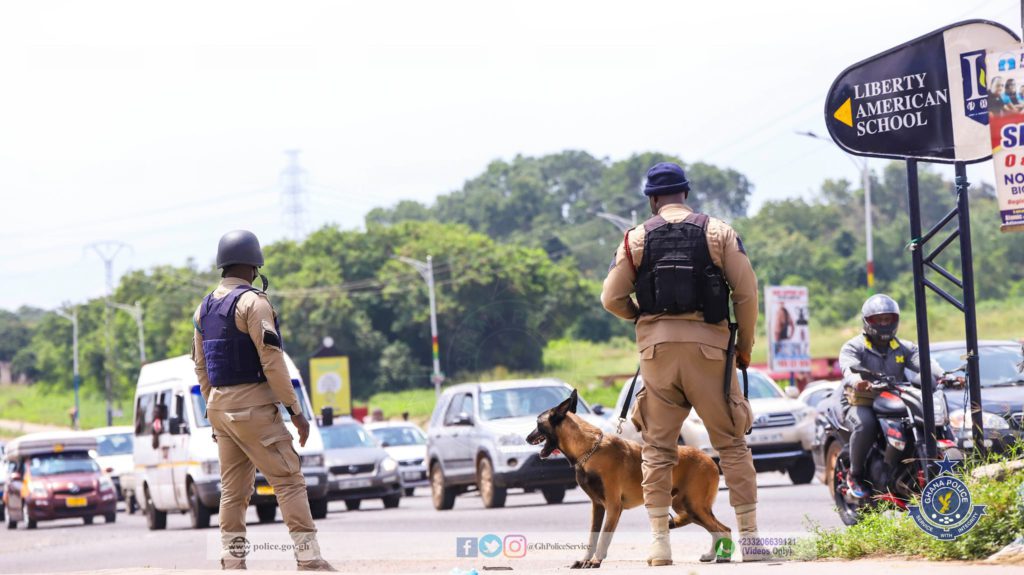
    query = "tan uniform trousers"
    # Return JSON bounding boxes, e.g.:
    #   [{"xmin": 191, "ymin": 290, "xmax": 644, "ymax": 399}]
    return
[
  {"xmin": 209, "ymin": 403, "xmax": 318, "ymax": 563},
  {"xmin": 631, "ymin": 341, "xmax": 757, "ymax": 508}
]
